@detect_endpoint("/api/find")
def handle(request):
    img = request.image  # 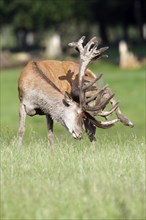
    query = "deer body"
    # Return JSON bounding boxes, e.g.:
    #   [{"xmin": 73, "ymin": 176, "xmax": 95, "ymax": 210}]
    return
[
  {"xmin": 18, "ymin": 60, "xmax": 95, "ymax": 144},
  {"xmin": 18, "ymin": 36, "xmax": 133, "ymax": 146},
  {"xmin": 19, "ymin": 60, "xmax": 95, "ymax": 101}
]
